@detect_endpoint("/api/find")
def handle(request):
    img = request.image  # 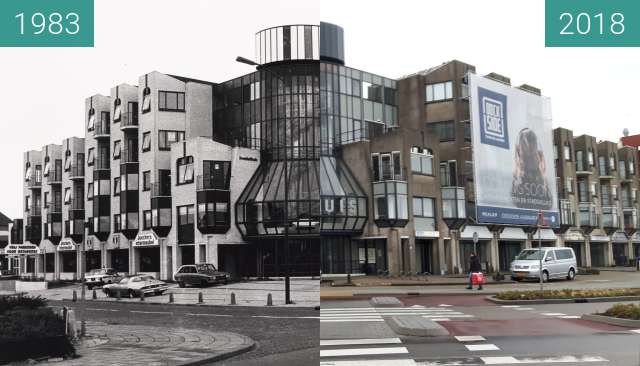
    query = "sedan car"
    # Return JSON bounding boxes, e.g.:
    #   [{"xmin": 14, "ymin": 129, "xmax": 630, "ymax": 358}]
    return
[
  {"xmin": 174, "ymin": 263, "xmax": 230, "ymax": 288},
  {"xmin": 85, "ymin": 268, "xmax": 122, "ymax": 290},
  {"xmin": 102, "ymin": 275, "xmax": 169, "ymax": 298}
]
